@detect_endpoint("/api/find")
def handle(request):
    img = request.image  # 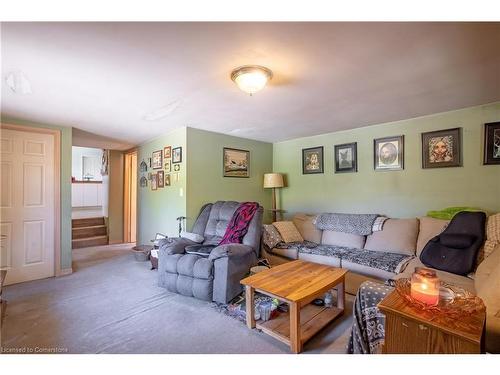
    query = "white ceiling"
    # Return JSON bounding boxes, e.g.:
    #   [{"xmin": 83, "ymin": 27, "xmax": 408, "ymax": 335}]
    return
[{"xmin": 2, "ymin": 22, "xmax": 500, "ymax": 147}]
